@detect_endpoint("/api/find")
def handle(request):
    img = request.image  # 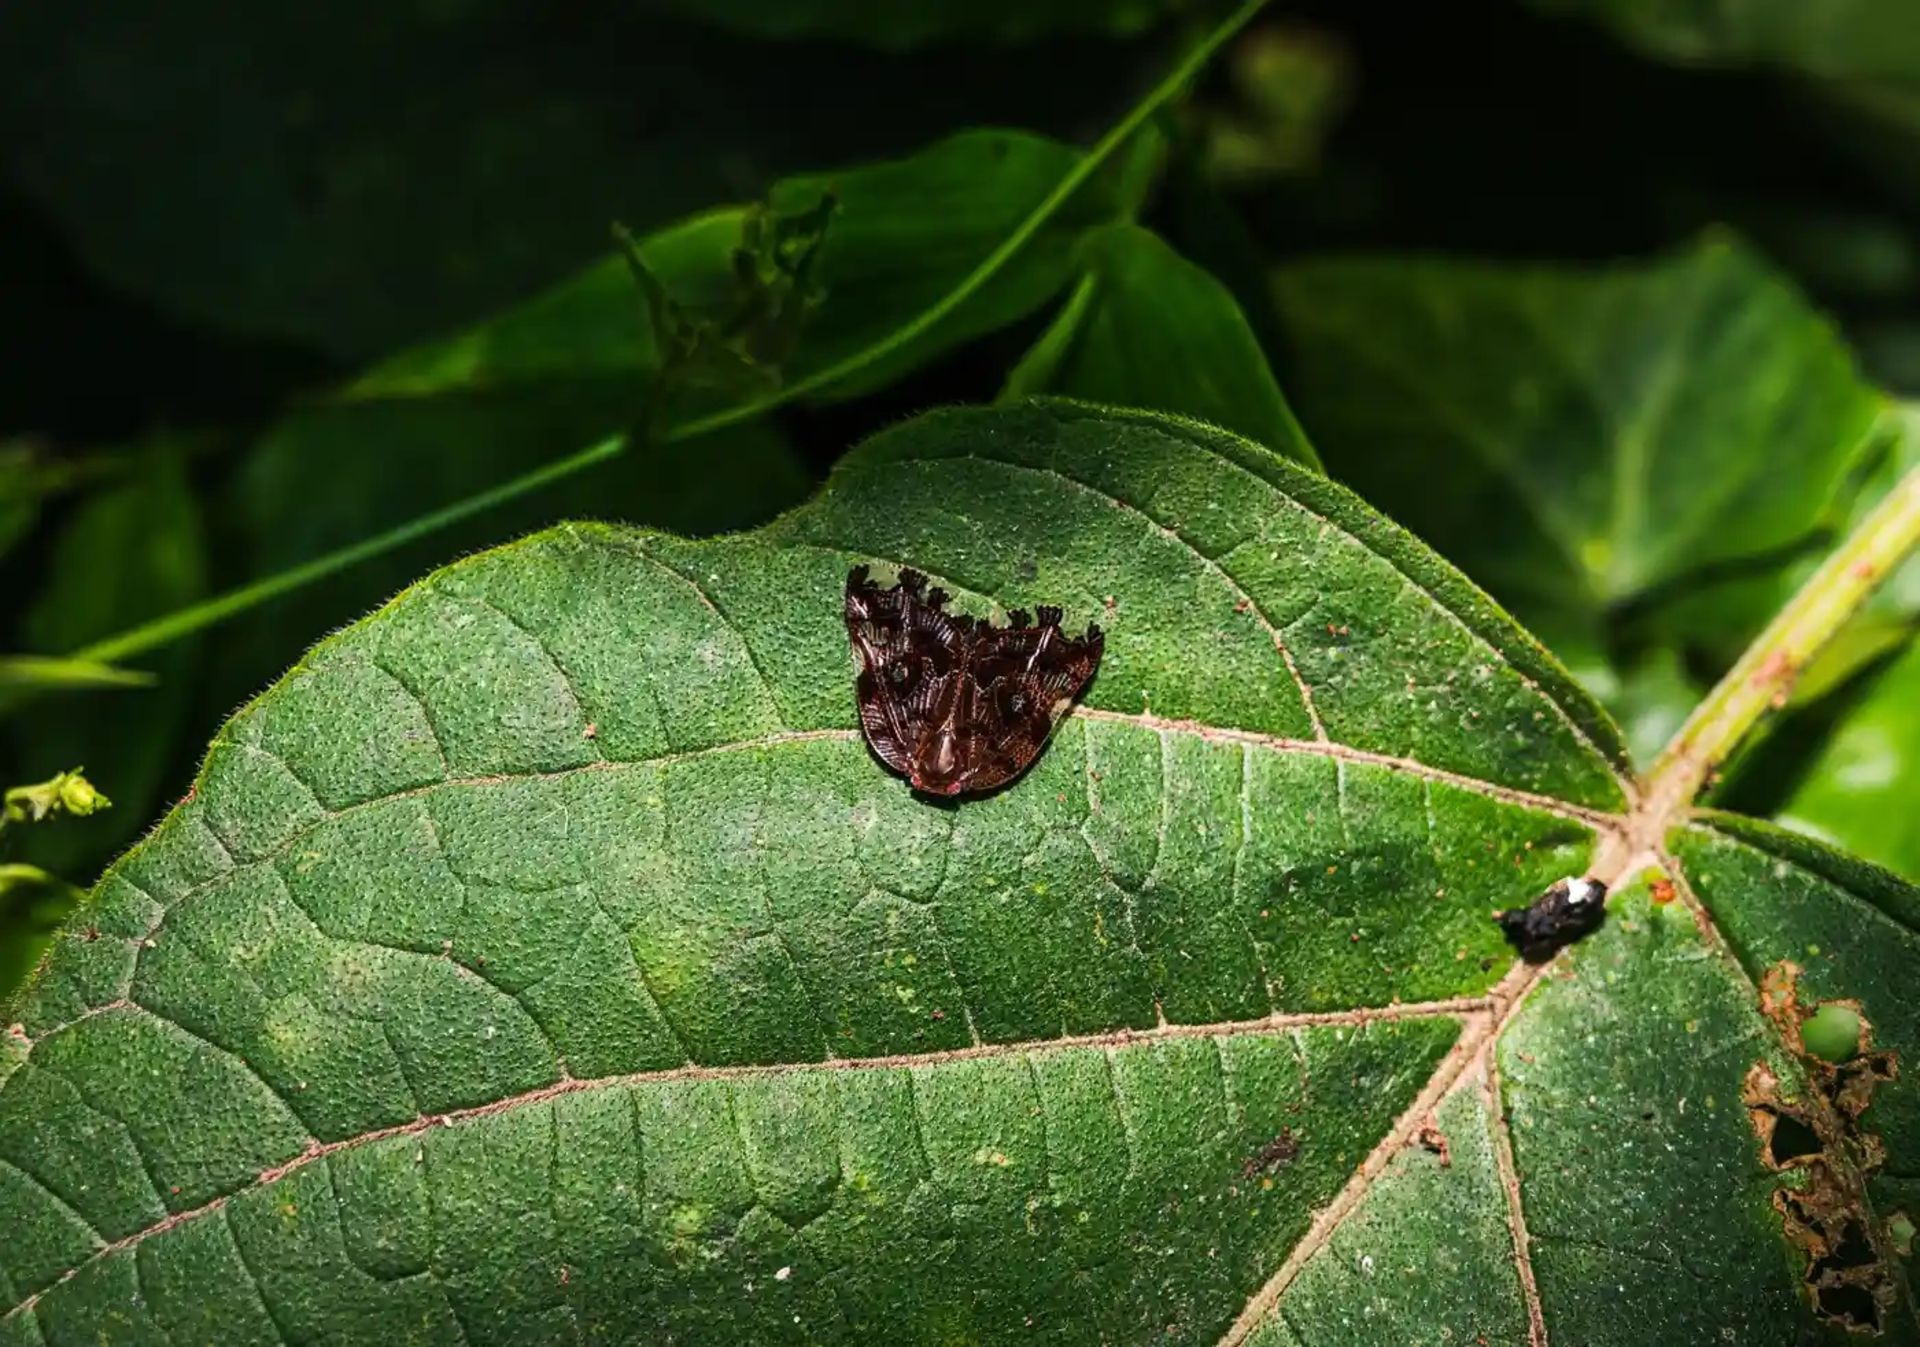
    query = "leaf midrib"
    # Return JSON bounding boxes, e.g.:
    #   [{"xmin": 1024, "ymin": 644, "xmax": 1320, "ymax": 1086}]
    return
[{"xmin": 103, "ymin": 708, "xmax": 1617, "ymax": 955}]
